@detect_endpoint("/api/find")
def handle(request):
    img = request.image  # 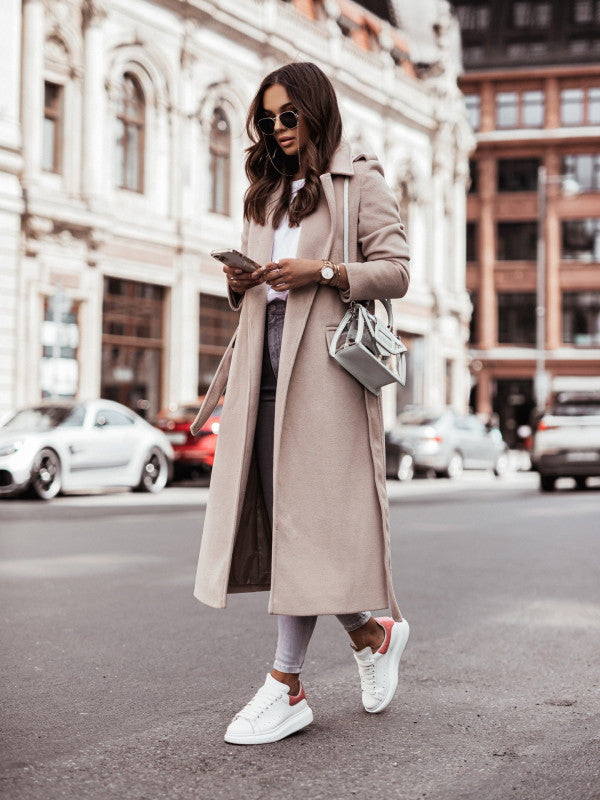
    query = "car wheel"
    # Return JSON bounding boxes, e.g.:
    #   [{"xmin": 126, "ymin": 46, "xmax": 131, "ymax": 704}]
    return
[
  {"xmin": 443, "ymin": 452, "xmax": 464, "ymax": 479},
  {"xmin": 135, "ymin": 447, "xmax": 169, "ymax": 493},
  {"xmin": 575, "ymin": 476, "xmax": 587, "ymax": 491},
  {"xmin": 396, "ymin": 453, "xmax": 415, "ymax": 482},
  {"xmin": 493, "ymin": 452, "xmax": 509, "ymax": 477},
  {"xmin": 30, "ymin": 448, "xmax": 62, "ymax": 500},
  {"xmin": 540, "ymin": 475, "xmax": 556, "ymax": 492}
]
